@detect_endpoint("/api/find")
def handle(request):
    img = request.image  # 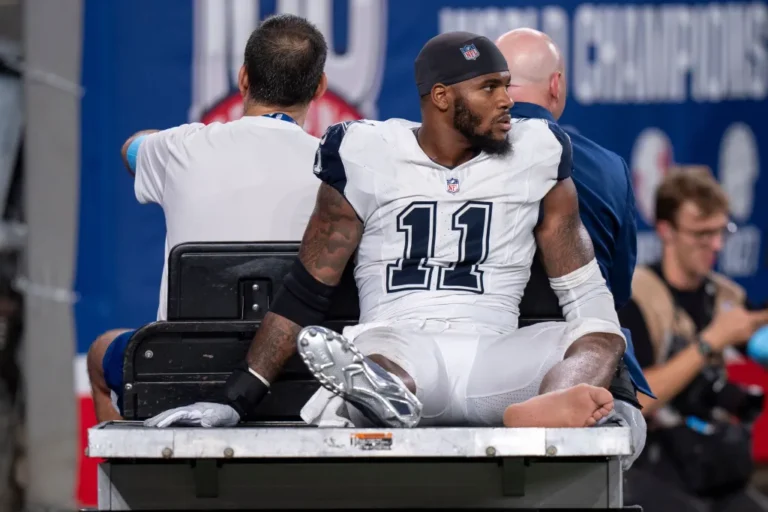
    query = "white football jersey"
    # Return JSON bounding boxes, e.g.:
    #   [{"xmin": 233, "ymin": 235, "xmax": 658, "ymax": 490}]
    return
[{"xmin": 314, "ymin": 118, "xmax": 572, "ymax": 330}]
